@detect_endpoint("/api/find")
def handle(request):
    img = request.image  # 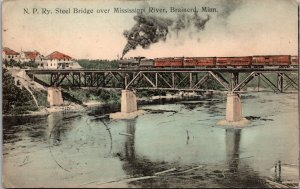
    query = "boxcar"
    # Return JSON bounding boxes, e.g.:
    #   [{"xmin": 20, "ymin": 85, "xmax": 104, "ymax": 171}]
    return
[
  {"xmin": 154, "ymin": 57, "xmax": 184, "ymax": 67},
  {"xmin": 183, "ymin": 57, "xmax": 216, "ymax": 67},
  {"xmin": 252, "ymin": 55, "xmax": 291, "ymax": 67},
  {"xmin": 216, "ymin": 56, "xmax": 252, "ymax": 67},
  {"xmin": 291, "ymin": 56, "xmax": 298, "ymax": 67}
]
